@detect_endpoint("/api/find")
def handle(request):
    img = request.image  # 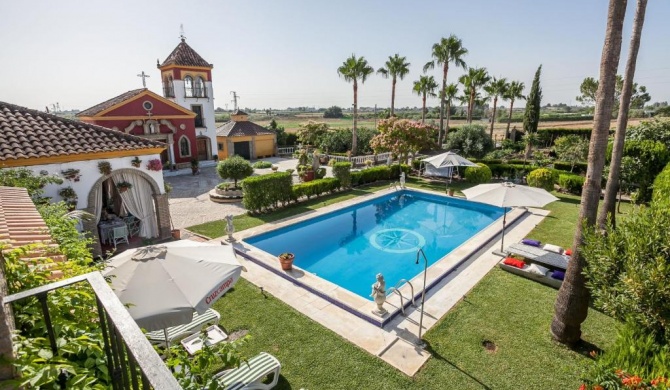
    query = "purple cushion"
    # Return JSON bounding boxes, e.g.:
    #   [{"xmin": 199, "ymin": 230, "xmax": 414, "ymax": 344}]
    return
[
  {"xmin": 522, "ymin": 239, "xmax": 541, "ymax": 247},
  {"xmin": 551, "ymin": 270, "xmax": 565, "ymax": 281}
]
